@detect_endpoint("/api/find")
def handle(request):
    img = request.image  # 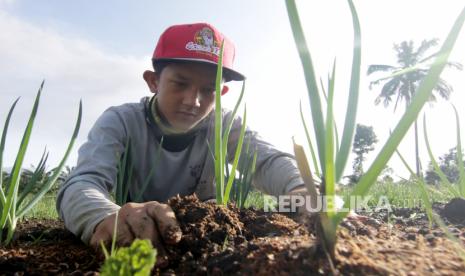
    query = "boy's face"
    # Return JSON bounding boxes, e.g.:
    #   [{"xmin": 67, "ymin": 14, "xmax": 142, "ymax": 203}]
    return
[{"xmin": 151, "ymin": 62, "xmax": 218, "ymax": 132}]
